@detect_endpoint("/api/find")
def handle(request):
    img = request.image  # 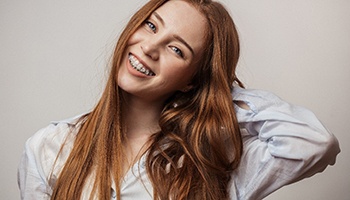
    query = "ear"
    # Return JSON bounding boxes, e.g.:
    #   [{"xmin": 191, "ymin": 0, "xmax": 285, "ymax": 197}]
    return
[{"xmin": 180, "ymin": 85, "xmax": 194, "ymax": 93}]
